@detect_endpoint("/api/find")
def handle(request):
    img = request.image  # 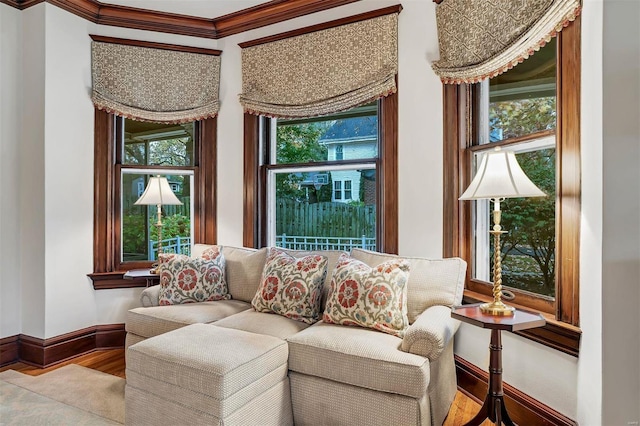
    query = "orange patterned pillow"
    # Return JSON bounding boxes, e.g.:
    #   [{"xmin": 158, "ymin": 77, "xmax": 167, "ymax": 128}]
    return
[
  {"xmin": 252, "ymin": 248, "xmax": 328, "ymax": 324},
  {"xmin": 158, "ymin": 250, "xmax": 229, "ymax": 305},
  {"xmin": 323, "ymin": 253, "xmax": 410, "ymax": 337}
]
